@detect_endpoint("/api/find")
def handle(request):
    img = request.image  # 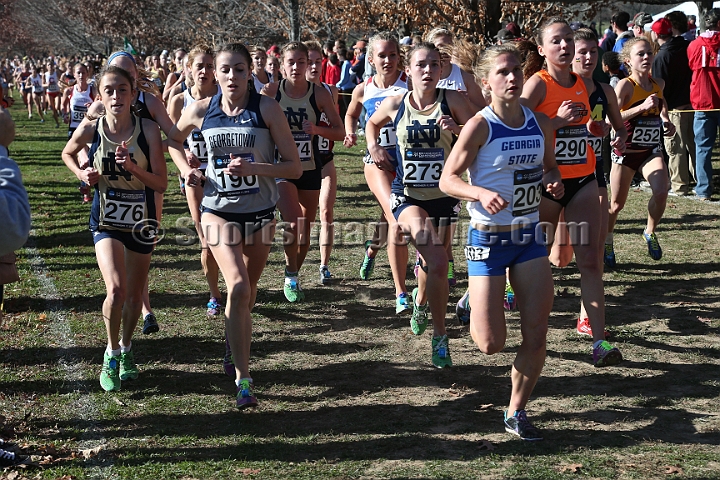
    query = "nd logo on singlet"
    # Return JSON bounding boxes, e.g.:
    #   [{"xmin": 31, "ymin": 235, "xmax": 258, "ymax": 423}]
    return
[
  {"xmin": 102, "ymin": 153, "xmax": 135, "ymax": 181},
  {"xmin": 285, "ymin": 107, "xmax": 308, "ymax": 130},
  {"xmin": 406, "ymin": 119, "xmax": 440, "ymax": 147}
]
